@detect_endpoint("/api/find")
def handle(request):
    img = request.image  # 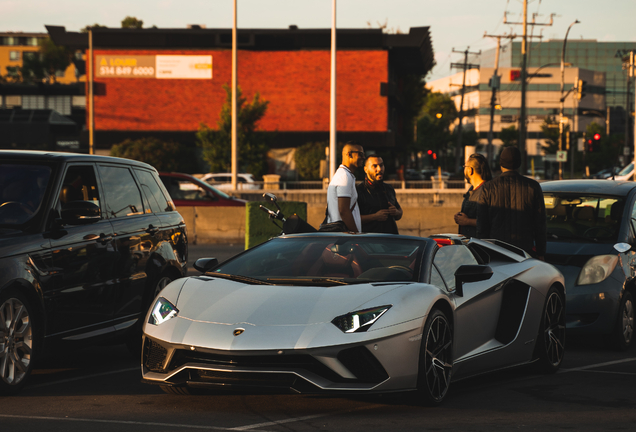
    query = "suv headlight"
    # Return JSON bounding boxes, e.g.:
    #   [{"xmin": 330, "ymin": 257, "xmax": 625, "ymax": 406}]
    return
[
  {"xmin": 148, "ymin": 297, "xmax": 179, "ymax": 325},
  {"xmin": 576, "ymin": 255, "xmax": 618, "ymax": 286},
  {"xmin": 332, "ymin": 305, "xmax": 391, "ymax": 333}
]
